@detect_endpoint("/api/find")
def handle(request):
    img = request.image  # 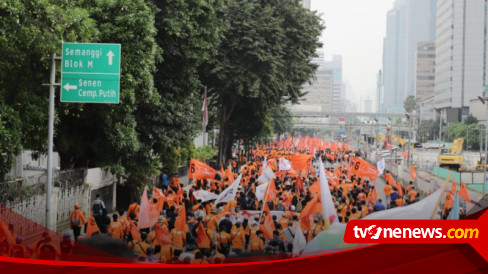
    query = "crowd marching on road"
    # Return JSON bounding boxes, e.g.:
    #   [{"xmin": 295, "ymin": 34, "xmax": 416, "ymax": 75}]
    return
[{"xmin": 0, "ymin": 136, "xmax": 470, "ymax": 263}]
